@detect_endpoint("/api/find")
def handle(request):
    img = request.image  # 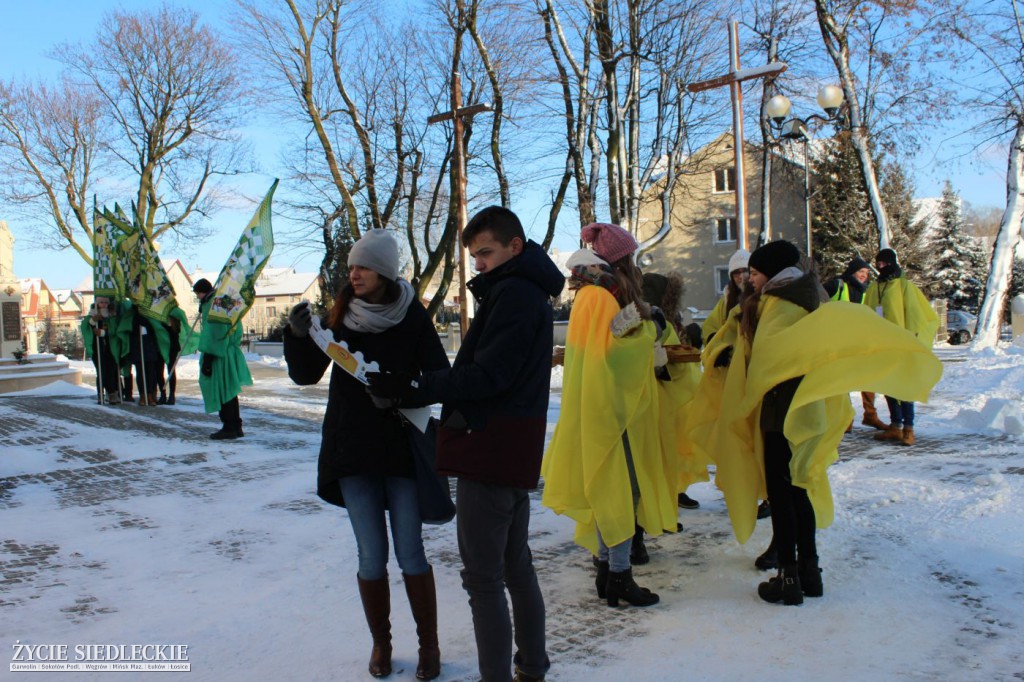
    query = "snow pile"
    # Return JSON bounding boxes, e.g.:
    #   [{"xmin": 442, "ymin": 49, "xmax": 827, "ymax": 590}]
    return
[{"xmin": 935, "ymin": 346, "xmax": 1024, "ymax": 435}]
